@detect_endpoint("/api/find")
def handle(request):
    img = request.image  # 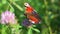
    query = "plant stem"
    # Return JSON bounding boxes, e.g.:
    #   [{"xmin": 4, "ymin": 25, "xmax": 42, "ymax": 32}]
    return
[
  {"xmin": 9, "ymin": 0, "xmax": 23, "ymax": 11},
  {"xmin": 44, "ymin": 0, "xmax": 52, "ymax": 34},
  {"xmin": 48, "ymin": 26, "xmax": 52, "ymax": 34}
]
